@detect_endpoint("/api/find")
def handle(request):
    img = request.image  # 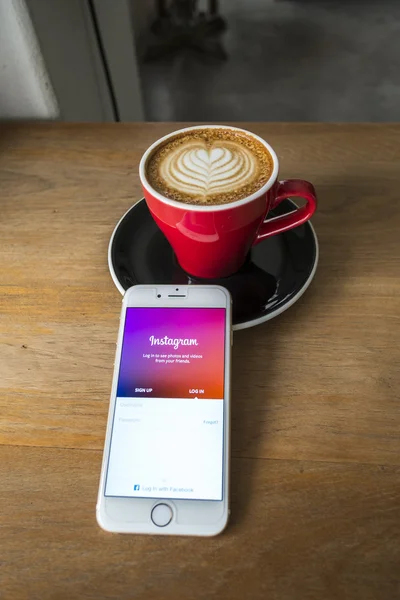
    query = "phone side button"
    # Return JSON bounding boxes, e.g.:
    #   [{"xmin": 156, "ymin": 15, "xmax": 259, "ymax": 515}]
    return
[{"xmin": 151, "ymin": 503, "xmax": 173, "ymax": 527}]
